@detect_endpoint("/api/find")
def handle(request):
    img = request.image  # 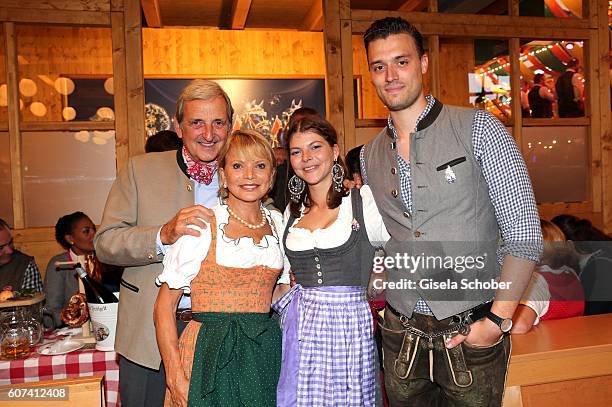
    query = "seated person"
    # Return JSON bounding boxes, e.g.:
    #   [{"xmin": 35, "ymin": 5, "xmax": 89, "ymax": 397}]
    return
[
  {"xmin": 552, "ymin": 214, "xmax": 612, "ymax": 315},
  {"xmin": 44, "ymin": 212, "xmax": 122, "ymax": 328},
  {"xmin": 512, "ymin": 220, "xmax": 584, "ymax": 334},
  {"xmin": 0, "ymin": 218, "xmax": 43, "ymax": 293}
]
